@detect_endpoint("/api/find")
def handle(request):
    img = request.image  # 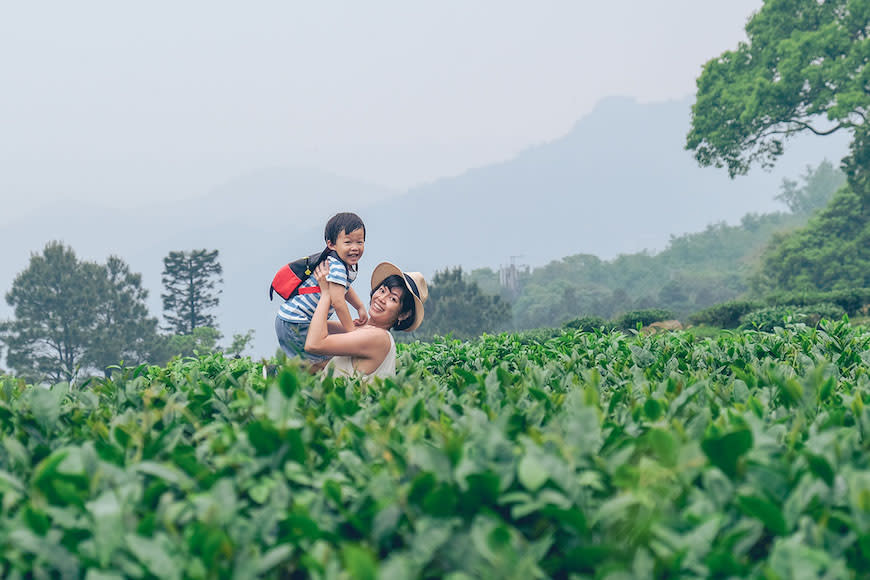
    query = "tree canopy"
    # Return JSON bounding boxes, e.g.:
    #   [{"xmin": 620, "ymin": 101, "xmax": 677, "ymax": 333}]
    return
[
  {"xmin": 161, "ymin": 249, "xmax": 223, "ymax": 335},
  {"xmin": 411, "ymin": 267, "xmax": 510, "ymax": 340},
  {"xmin": 1, "ymin": 242, "xmax": 159, "ymax": 383},
  {"xmin": 752, "ymin": 184, "xmax": 870, "ymax": 291},
  {"xmin": 687, "ymin": 0, "xmax": 870, "ymax": 190},
  {"xmin": 775, "ymin": 159, "xmax": 846, "ymax": 214}
]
